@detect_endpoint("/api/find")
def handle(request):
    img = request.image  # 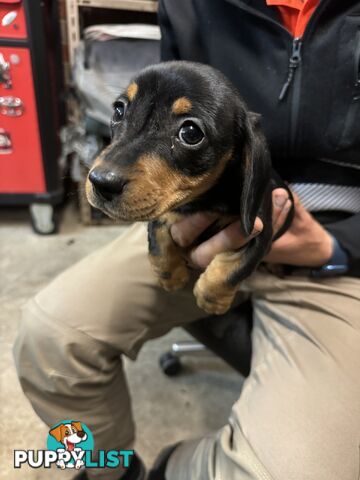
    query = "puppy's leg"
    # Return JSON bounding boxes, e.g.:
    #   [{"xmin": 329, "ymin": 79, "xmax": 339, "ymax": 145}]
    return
[
  {"xmin": 55, "ymin": 450, "xmax": 66, "ymax": 469},
  {"xmin": 148, "ymin": 219, "xmax": 190, "ymax": 292},
  {"xmin": 194, "ymin": 250, "xmax": 243, "ymax": 315},
  {"xmin": 194, "ymin": 232, "xmax": 271, "ymax": 314}
]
